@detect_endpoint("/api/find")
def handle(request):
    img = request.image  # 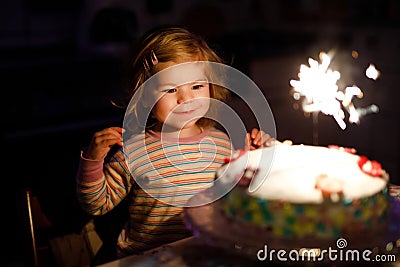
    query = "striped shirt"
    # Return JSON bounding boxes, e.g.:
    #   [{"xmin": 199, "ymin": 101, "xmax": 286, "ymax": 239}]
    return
[{"xmin": 76, "ymin": 127, "xmax": 232, "ymax": 256}]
